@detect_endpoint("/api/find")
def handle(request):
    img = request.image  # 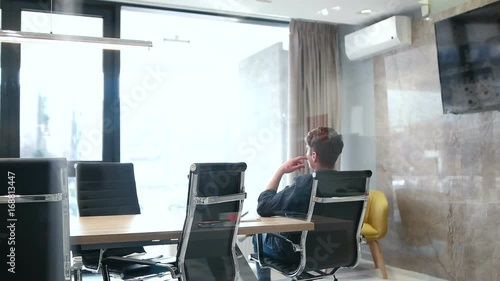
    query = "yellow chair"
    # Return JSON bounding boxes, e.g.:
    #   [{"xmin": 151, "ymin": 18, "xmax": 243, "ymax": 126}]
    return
[{"xmin": 361, "ymin": 190, "xmax": 389, "ymax": 279}]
